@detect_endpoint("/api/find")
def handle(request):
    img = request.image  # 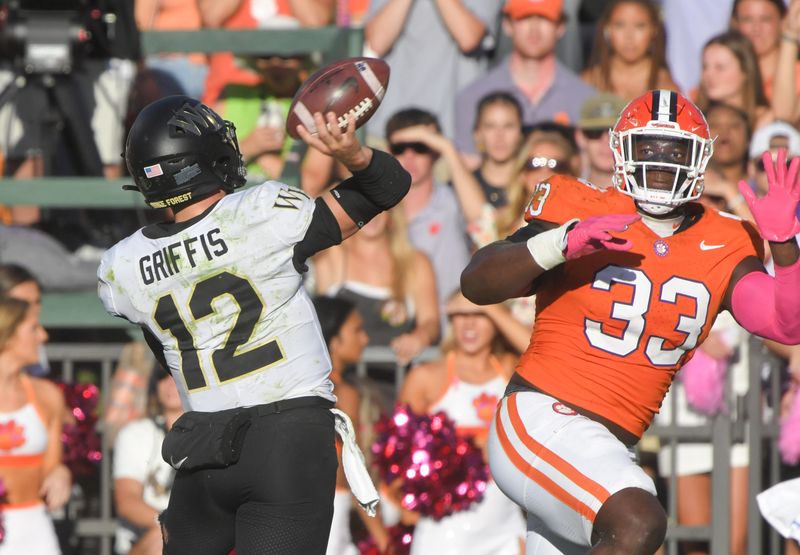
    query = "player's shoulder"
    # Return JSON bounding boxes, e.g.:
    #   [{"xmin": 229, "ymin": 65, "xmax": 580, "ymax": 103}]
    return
[
  {"xmin": 524, "ymin": 174, "xmax": 632, "ymax": 224},
  {"xmin": 700, "ymin": 206, "xmax": 761, "ymax": 242},
  {"xmin": 98, "ymin": 230, "xmax": 144, "ymax": 274}
]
